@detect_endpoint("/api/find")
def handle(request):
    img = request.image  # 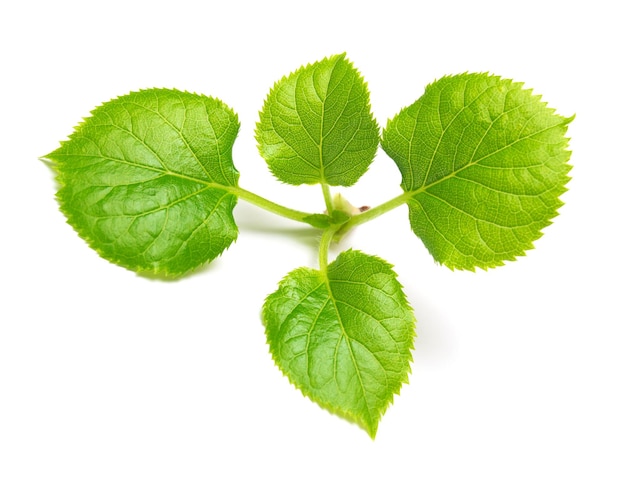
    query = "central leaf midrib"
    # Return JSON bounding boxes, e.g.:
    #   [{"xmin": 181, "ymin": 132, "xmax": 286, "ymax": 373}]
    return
[
  {"xmin": 323, "ymin": 272, "xmax": 374, "ymax": 426},
  {"xmin": 407, "ymin": 120, "xmax": 566, "ymax": 201},
  {"xmin": 304, "ymin": 58, "xmax": 352, "ymax": 183},
  {"xmin": 86, "ymin": 185, "xmax": 213, "ymax": 219},
  {"xmin": 320, "ymin": 67, "xmax": 358, "ymax": 172},
  {"xmin": 66, "ymin": 151, "xmax": 232, "ymax": 192},
  {"xmin": 318, "ymin": 80, "xmax": 326, "ymax": 181}
]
